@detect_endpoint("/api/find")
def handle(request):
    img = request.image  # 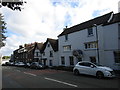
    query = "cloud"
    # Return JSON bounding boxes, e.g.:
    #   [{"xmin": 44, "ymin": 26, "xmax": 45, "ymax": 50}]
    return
[{"xmin": 0, "ymin": 0, "xmax": 120, "ymax": 56}]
